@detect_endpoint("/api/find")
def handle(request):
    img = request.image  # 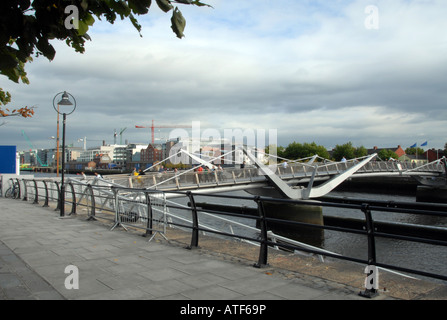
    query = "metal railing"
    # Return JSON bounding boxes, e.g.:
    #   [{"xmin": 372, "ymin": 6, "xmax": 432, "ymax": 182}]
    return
[
  {"xmin": 6, "ymin": 176, "xmax": 447, "ymax": 297},
  {"xmin": 99, "ymin": 157, "xmax": 445, "ymax": 192}
]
